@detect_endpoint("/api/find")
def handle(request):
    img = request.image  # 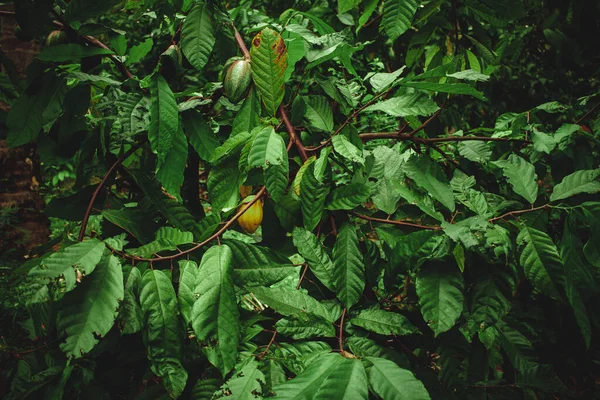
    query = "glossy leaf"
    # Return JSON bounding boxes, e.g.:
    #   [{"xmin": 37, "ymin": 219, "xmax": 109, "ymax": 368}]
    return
[
  {"xmin": 332, "ymin": 223, "xmax": 365, "ymax": 308},
  {"xmin": 181, "ymin": 2, "xmax": 215, "ymax": 70}
]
